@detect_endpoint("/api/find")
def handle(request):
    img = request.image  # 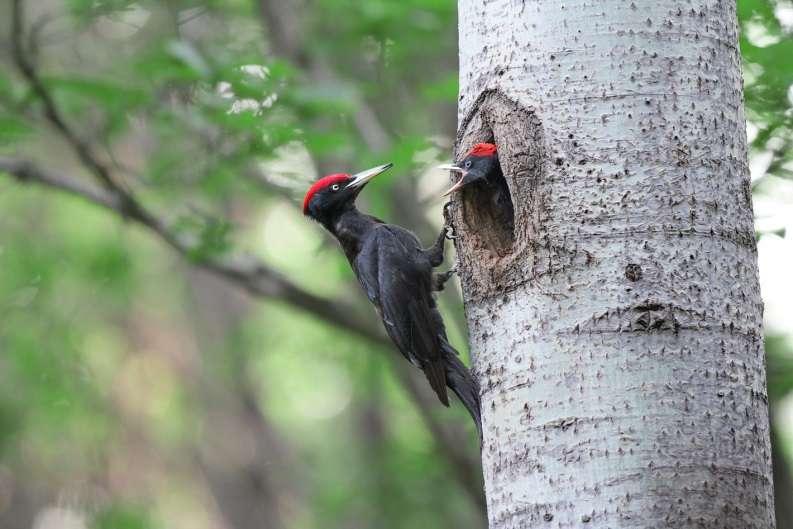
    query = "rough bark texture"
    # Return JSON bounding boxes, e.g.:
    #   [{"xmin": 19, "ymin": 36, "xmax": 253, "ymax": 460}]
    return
[{"xmin": 452, "ymin": 1, "xmax": 775, "ymax": 528}]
